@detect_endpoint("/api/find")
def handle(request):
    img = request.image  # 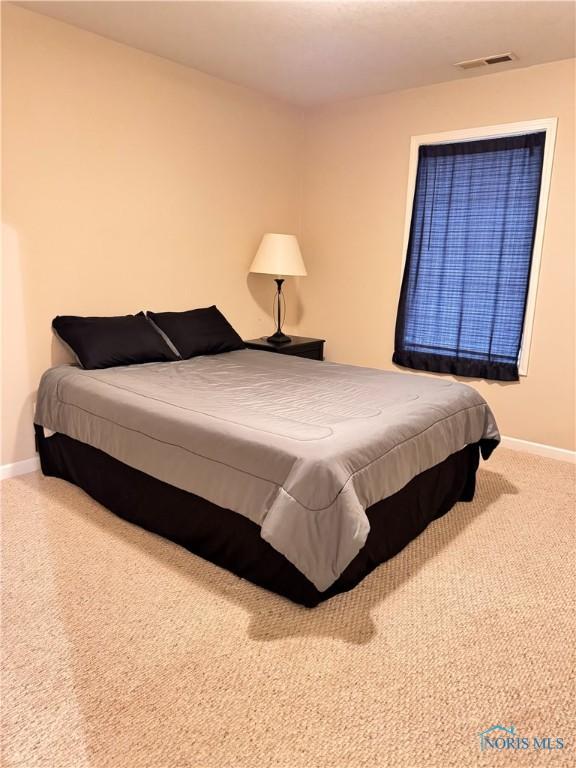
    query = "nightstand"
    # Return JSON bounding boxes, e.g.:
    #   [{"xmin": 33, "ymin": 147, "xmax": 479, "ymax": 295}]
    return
[{"xmin": 244, "ymin": 335, "xmax": 325, "ymax": 361}]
